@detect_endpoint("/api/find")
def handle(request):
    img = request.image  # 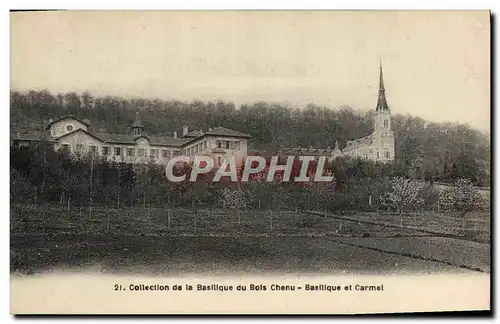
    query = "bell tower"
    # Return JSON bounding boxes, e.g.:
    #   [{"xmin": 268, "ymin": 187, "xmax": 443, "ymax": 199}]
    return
[
  {"xmin": 131, "ymin": 110, "xmax": 144, "ymax": 137},
  {"xmin": 373, "ymin": 60, "xmax": 395, "ymax": 161}
]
